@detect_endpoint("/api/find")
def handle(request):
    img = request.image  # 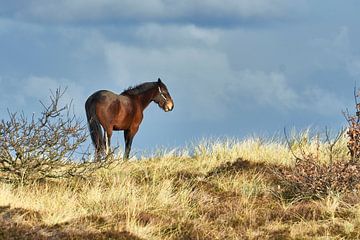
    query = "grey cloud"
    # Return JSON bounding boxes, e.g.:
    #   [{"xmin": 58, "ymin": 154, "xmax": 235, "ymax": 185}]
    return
[
  {"xmin": 312, "ymin": 26, "xmax": 360, "ymax": 77},
  {"xmin": 24, "ymin": 76, "xmax": 88, "ymax": 115},
  {"xmin": 302, "ymin": 88, "xmax": 345, "ymax": 115},
  {"xmin": 0, "ymin": 76, "xmax": 87, "ymax": 116},
  {"xmin": 0, "ymin": 14, "xmax": 347, "ymax": 121},
  {"xmin": 135, "ymin": 24, "xmax": 221, "ymax": 47},
  {"xmin": 4, "ymin": 0, "xmax": 306, "ymax": 26},
  {"xmin": 95, "ymin": 29, "xmax": 343, "ymax": 118},
  {"xmin": 227, "ymin": 70, "xmax": 299, "ymax": 109}
]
